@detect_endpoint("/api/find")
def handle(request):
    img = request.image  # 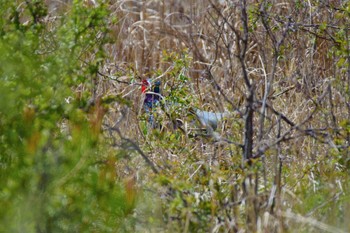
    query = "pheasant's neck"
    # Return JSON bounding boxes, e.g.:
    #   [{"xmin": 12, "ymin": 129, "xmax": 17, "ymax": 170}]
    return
[{"xmin": 154, "ymin": 87, "xmax": 160, "ymax": 93}]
